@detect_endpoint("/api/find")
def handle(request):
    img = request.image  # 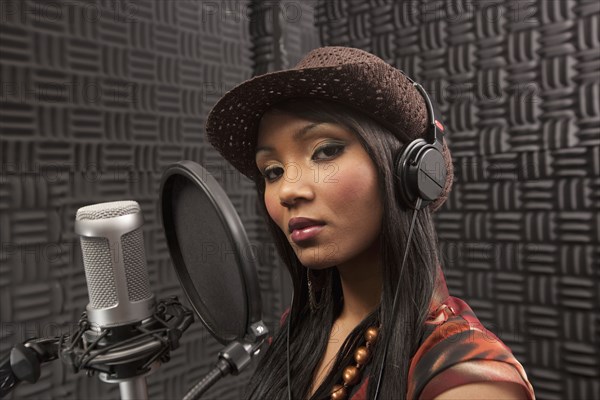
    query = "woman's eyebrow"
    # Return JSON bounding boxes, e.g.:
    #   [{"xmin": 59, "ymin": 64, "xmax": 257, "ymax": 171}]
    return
[{"xmin": 255, "ymin": 122, "xmax": 324, "ymax": 154}]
